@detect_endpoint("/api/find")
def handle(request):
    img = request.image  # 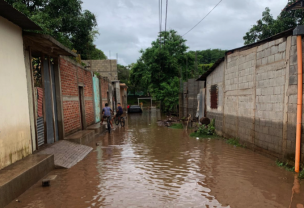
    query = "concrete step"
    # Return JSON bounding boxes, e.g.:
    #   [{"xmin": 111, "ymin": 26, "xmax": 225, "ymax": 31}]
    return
[
  {"xmin": 64, "ymin": 130, "xmax": 95, "ymax": 144},
  {"xmin": 86, "ymin": 122, "xmax": 106, "ymax": 135},
  {"xmin": 0, "ymin": 154, "xmax": 54, "ymax": 208},
  {"xmin": 37, "ymin": 140, "xmax": 93, "ymax": 169}
]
